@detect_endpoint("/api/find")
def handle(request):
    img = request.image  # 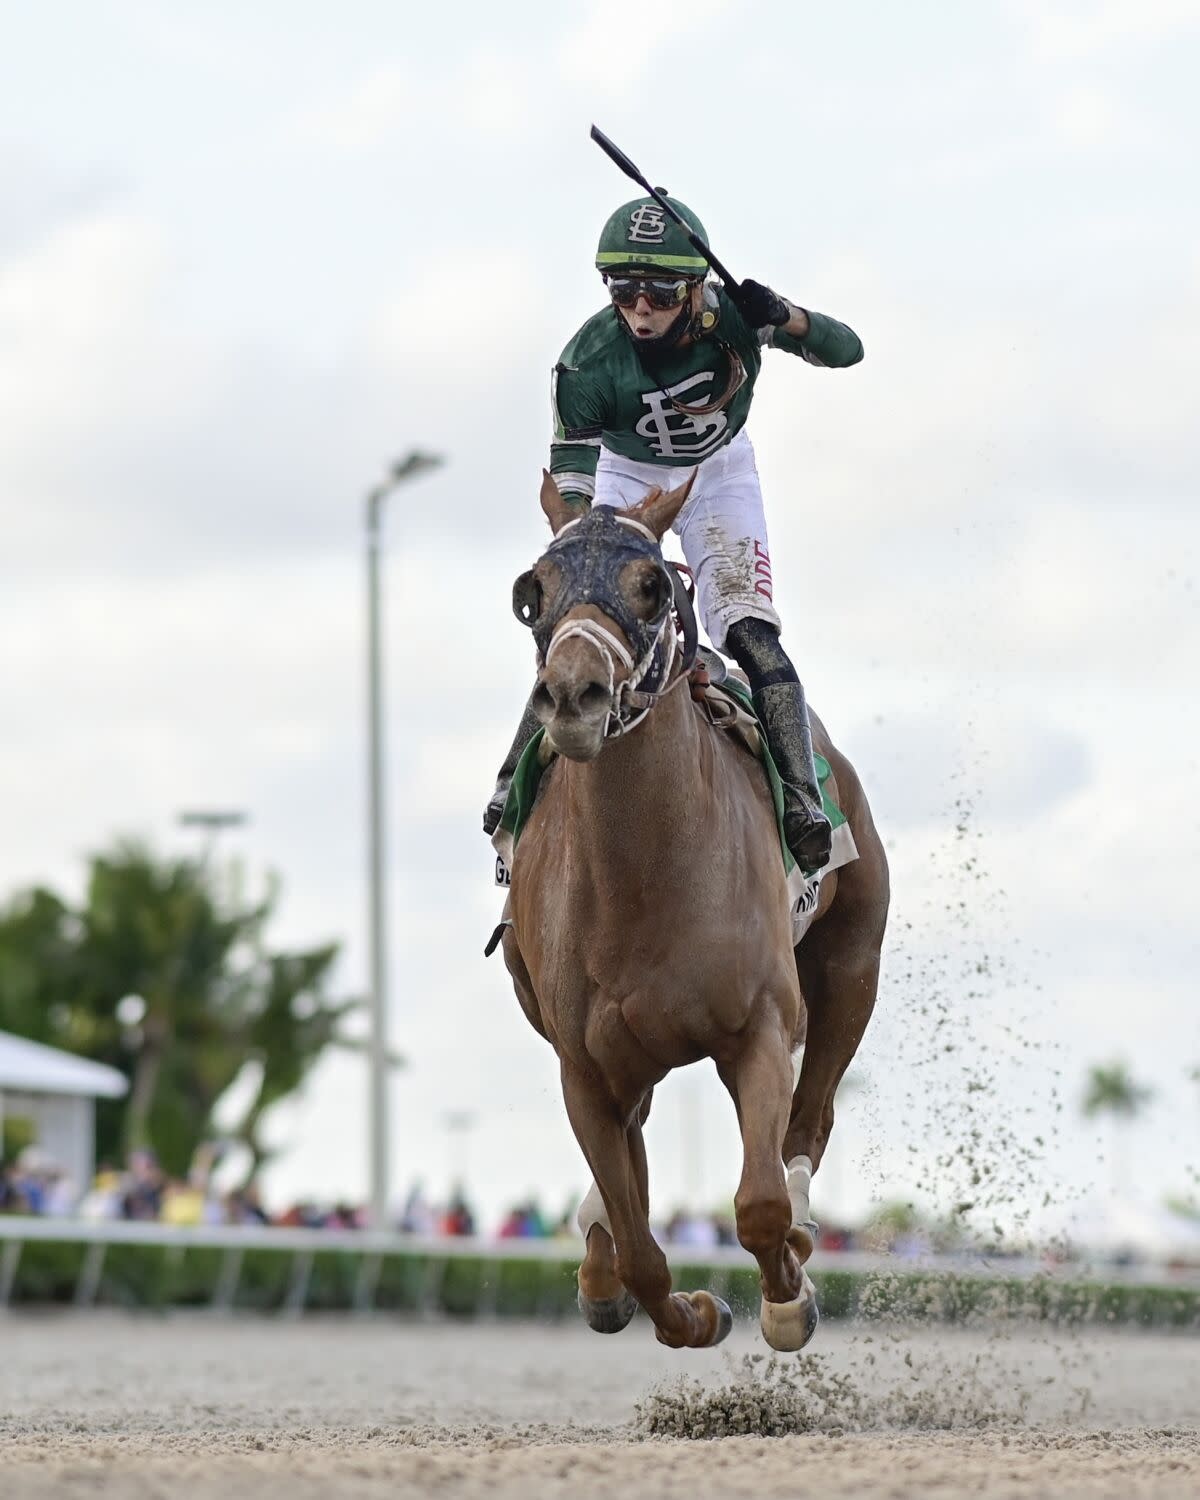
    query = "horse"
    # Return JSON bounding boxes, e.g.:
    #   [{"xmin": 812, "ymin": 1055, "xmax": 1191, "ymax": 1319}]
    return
[{"xmin": 499, "ymin": 470, "xmax": 889, "ymax": 1351}]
